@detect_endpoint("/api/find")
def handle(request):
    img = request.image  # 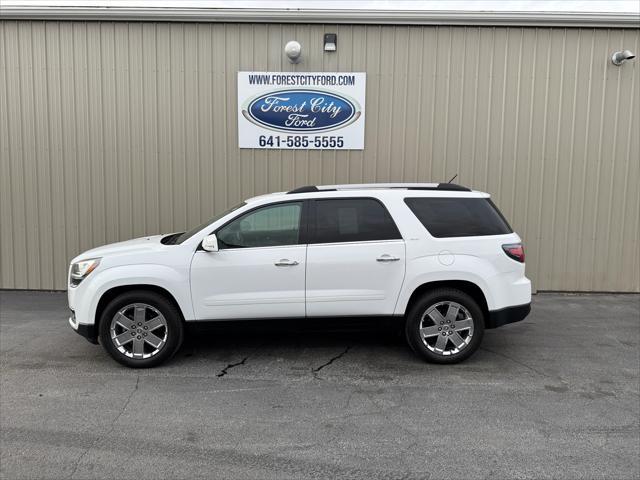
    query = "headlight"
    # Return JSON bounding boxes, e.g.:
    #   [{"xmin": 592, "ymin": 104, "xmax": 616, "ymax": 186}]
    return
[{"xmin": 70, "ymin": 258, "xmax": 101, "ymax": 287}]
